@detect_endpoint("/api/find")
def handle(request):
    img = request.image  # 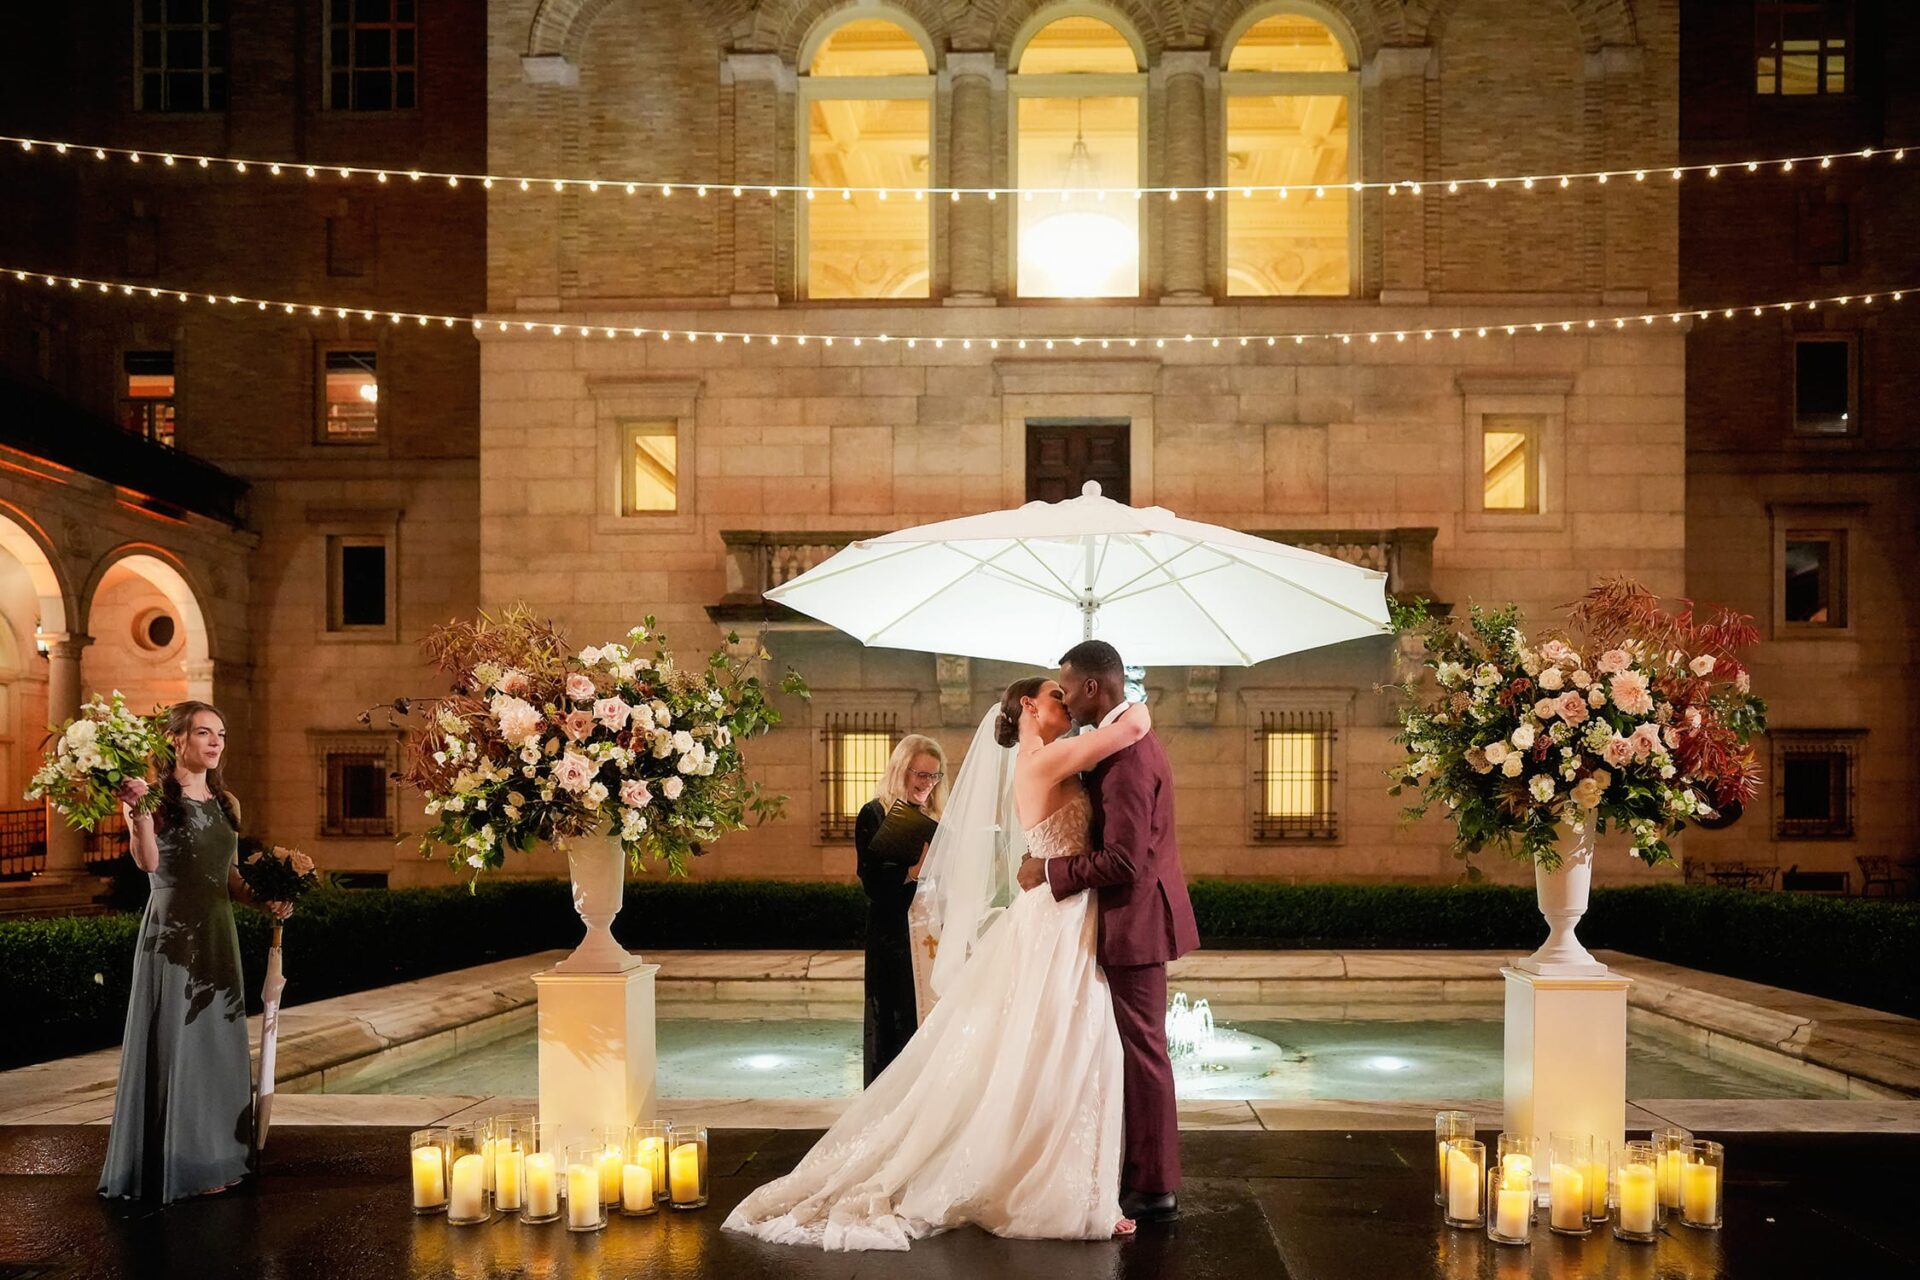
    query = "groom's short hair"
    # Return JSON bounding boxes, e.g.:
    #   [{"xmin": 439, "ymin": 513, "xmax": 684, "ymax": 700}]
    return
[{"xmin": 1059, "ymin": 639, "xmax": 1124, "ymax": 682}]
